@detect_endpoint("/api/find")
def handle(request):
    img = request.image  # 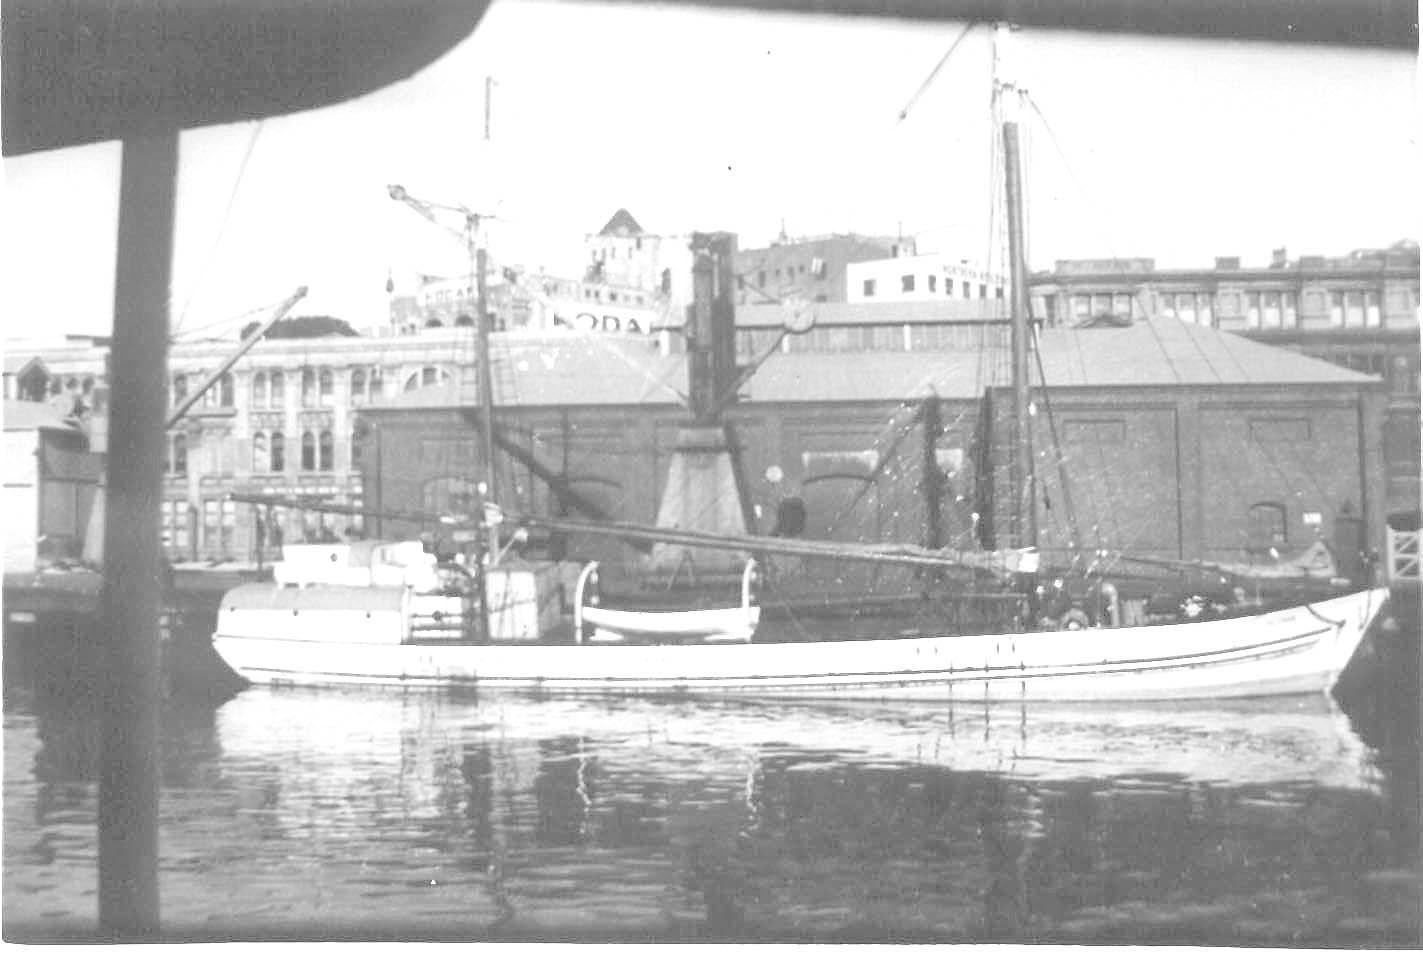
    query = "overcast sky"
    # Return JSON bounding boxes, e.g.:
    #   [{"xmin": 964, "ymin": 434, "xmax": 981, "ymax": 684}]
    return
[{"xmin": 3, "ymin": 0, "xmax": 1416, "ymax": 339}]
